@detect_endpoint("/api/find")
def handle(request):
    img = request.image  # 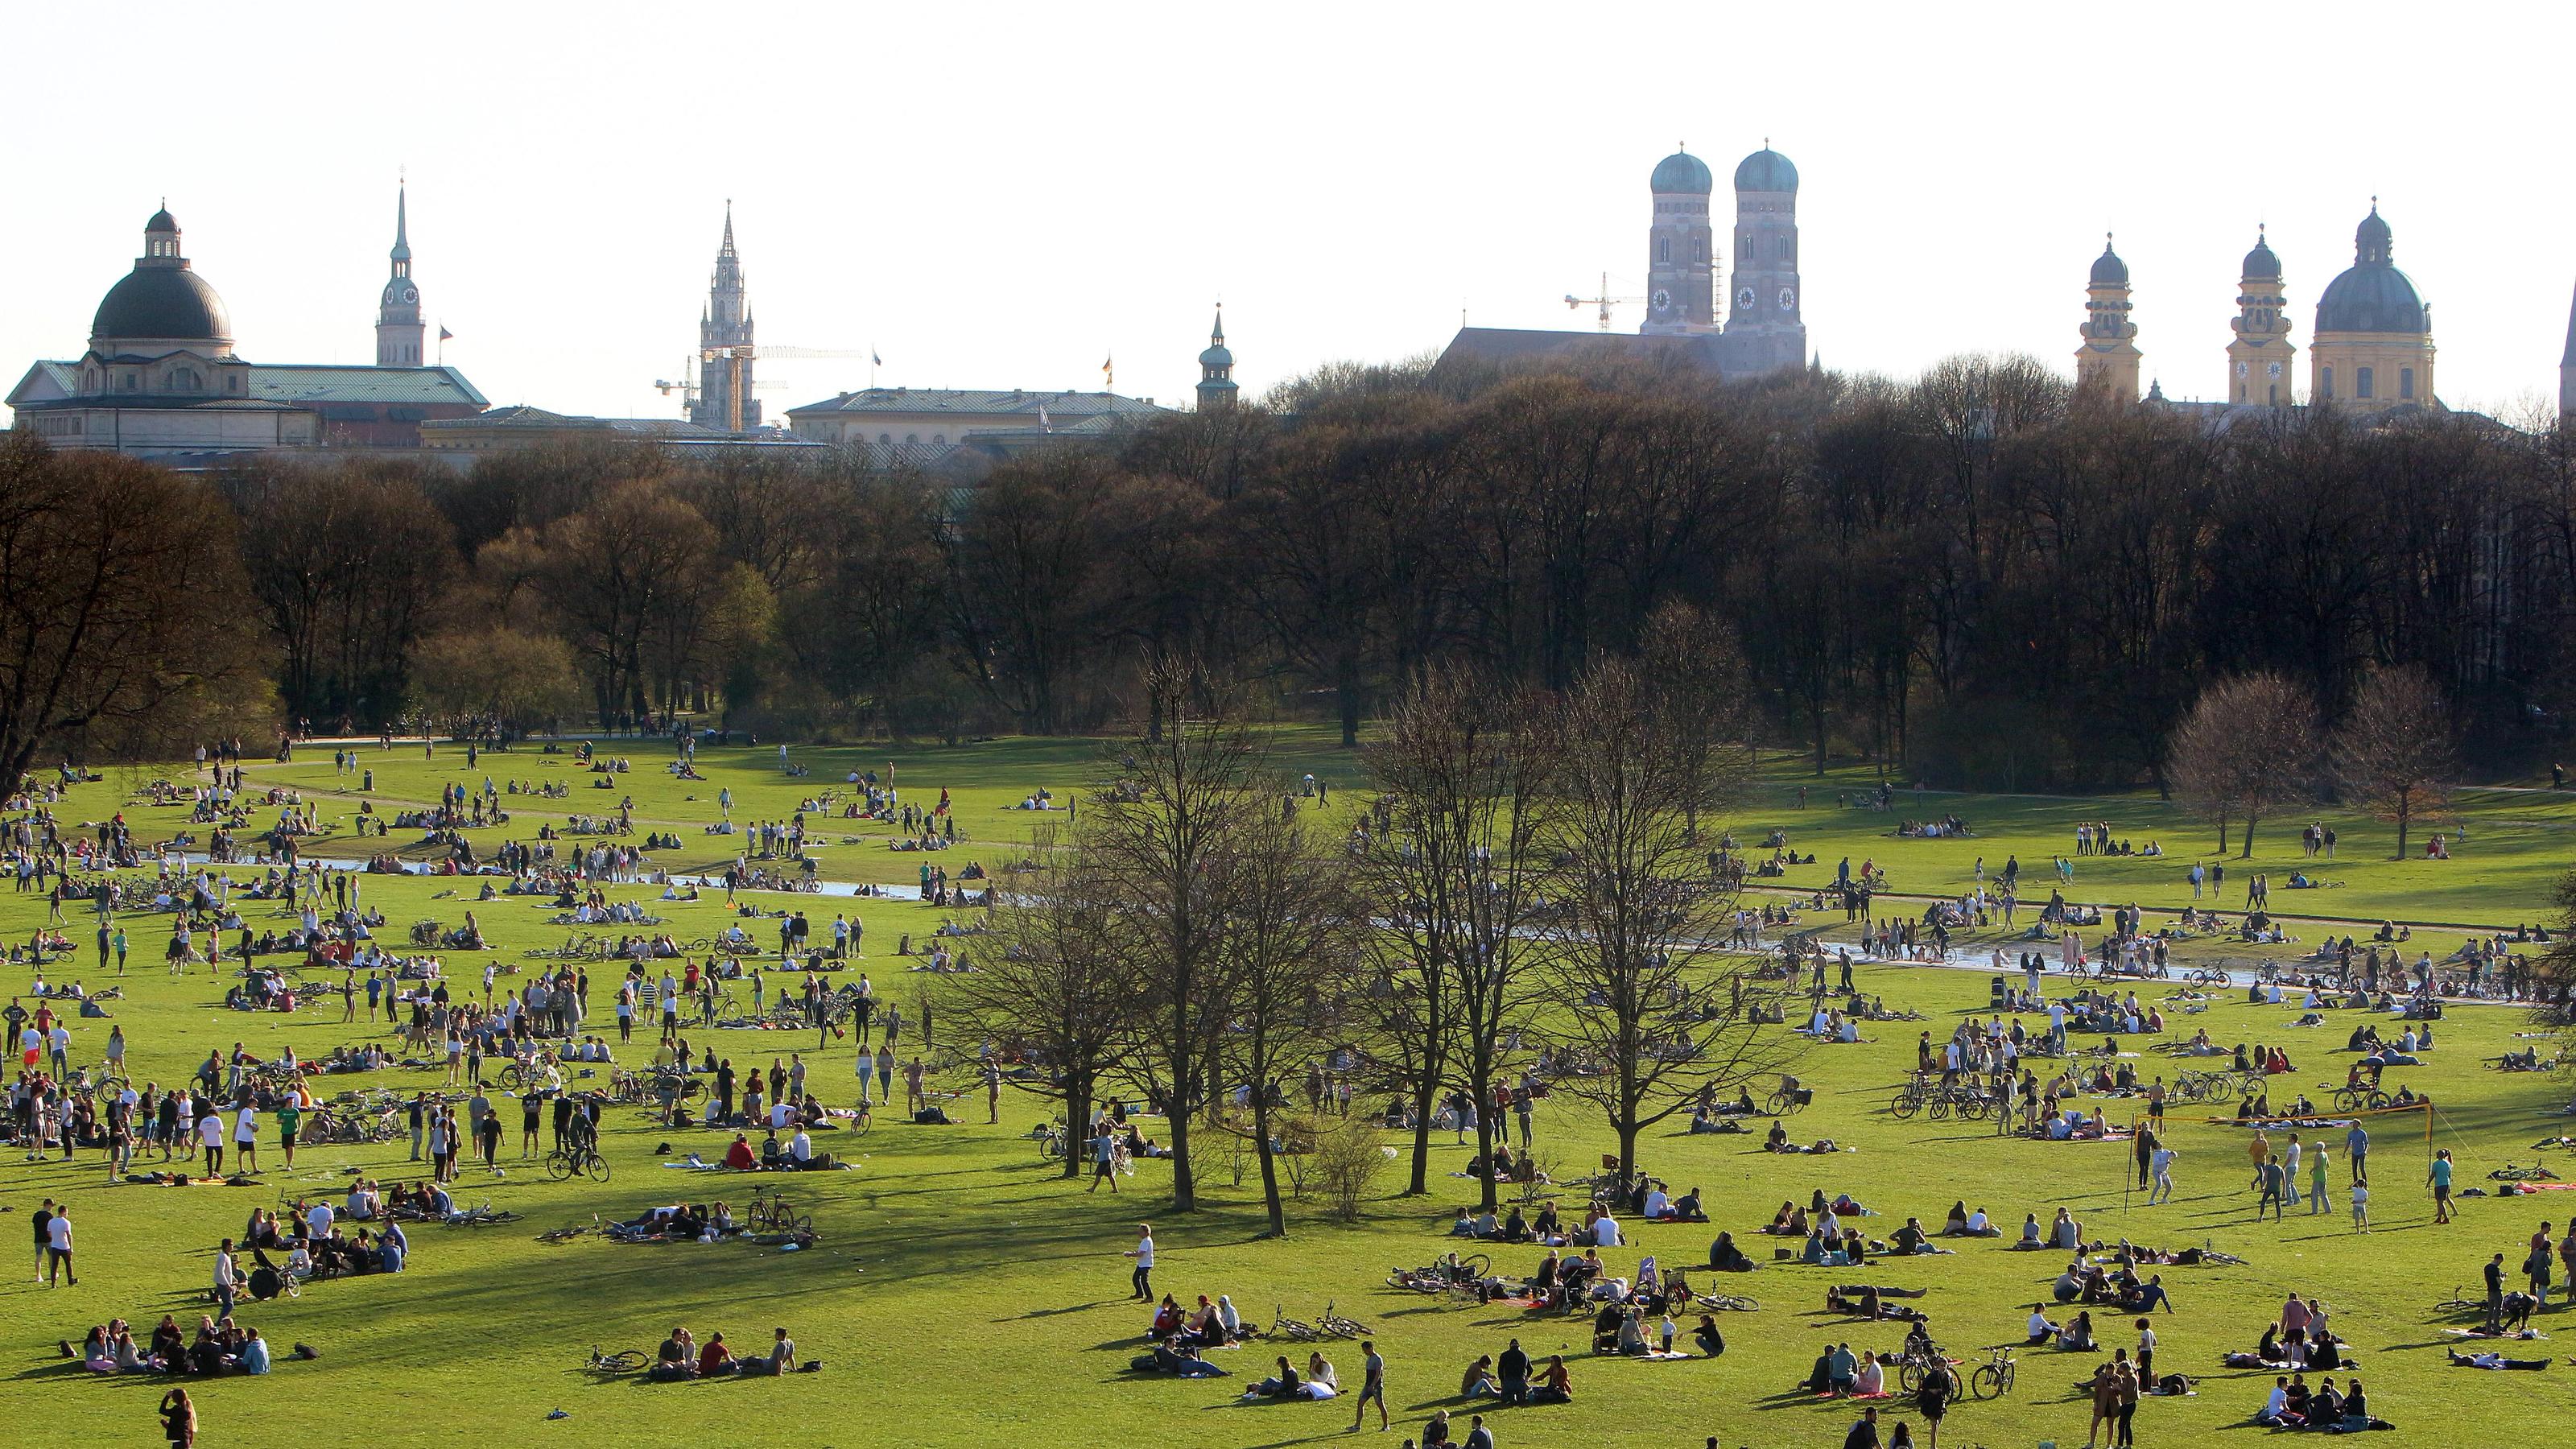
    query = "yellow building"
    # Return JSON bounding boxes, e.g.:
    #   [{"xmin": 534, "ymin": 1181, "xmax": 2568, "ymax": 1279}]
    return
[
  {"xmin": 2310, "ymin": 202, "xmax": 2434, "ymax": 411},
  {"xmin": 2225, "ymin": 229, "xmax": 2296, "ymax": 407},
  {"xmin": 2074, "ymin": 235, "xmax": 2141, "ymax": 398}
]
